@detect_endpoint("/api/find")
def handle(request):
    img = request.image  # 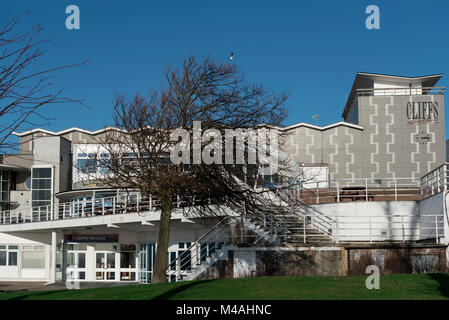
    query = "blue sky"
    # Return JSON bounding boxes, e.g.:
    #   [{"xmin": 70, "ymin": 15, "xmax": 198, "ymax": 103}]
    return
[{"xmin": 2, "ymin": 0, "xmax": 449, "ymax": 139}]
